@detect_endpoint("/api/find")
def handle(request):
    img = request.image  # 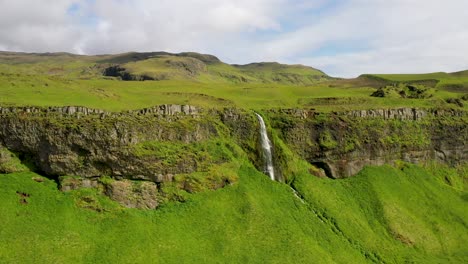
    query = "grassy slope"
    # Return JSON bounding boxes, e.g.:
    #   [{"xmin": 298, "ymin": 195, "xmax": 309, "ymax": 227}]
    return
[
  {"xmin": 0, "ymin": 52, "xmax": 466, "ymax": 111},
  {"xmin": 0, "ymin": 163, "xmax": 466, "ymax": 263}
]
